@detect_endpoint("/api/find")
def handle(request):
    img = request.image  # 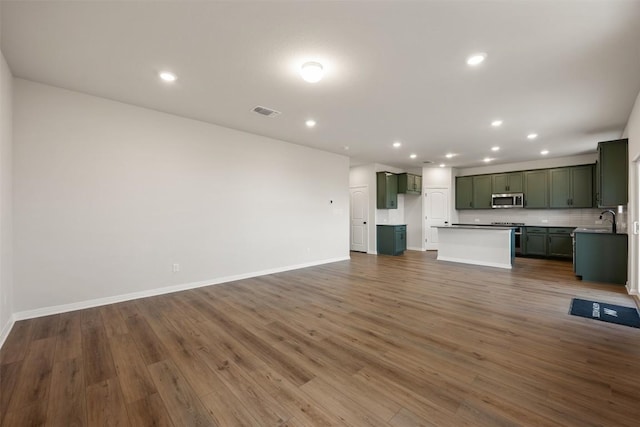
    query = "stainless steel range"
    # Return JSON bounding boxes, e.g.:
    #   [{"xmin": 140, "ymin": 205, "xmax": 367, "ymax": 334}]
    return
[{"xmin": 491, "ymin": 222, "xmax": 524, "ymax": 255}]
